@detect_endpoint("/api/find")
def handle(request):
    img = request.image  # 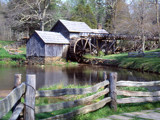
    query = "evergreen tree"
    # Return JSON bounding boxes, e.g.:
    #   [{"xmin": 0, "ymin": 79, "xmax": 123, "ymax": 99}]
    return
[{"xmin": 71, "ymin": 3, "xmax": 97, "ymax": 28}]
